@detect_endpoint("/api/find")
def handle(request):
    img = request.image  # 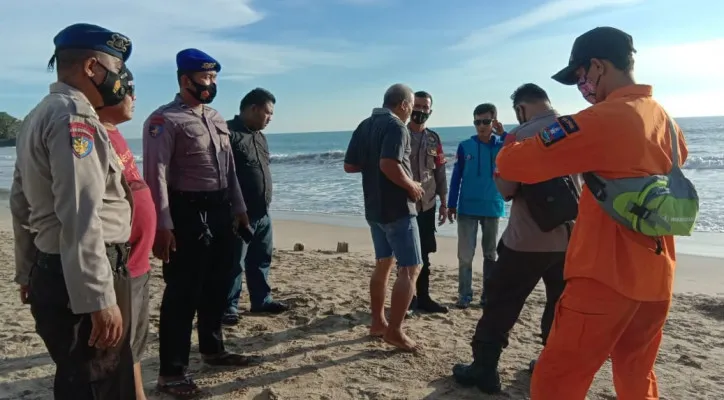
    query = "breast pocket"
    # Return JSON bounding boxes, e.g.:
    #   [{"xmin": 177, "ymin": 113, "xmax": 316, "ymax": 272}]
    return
[
  {"xmin": 426, "ymin": 148, "xmax": 438, "ymax": 170},
  {"xmin": 214, "ymin": 121, "xmax": 232, "ymax": 152},
  {"xmin": 258, "ymin": 139, "xmax": 271, "ymax": 165},
  {"xmin": 182, "ymin": 123, "xmax": 211, "ymax": 155},
  {"xmin": 107, "ymin": 151, "xmax": 133, "ymax": 209},
  {"xmin": 240, "ymin": 141, "xmax": 260, "ymax": 167}
]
